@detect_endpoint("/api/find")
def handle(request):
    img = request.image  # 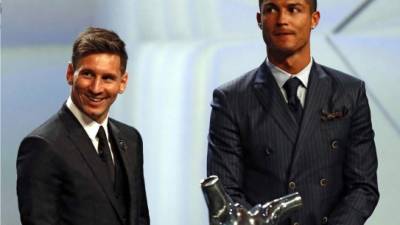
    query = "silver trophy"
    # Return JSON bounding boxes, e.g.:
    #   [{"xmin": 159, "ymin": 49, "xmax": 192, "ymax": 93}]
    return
[{"xmin": 201, "ymin": 175, "xmax": 302, "ymax": 225}]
